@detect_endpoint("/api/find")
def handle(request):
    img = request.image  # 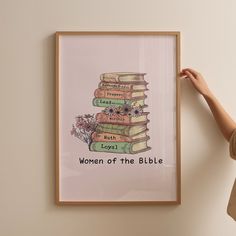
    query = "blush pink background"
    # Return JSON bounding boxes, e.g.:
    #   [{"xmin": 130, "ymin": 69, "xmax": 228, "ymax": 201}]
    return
[{"xmin": 59, "ymin": 34, "xmax": 177, "ymax": 201}]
